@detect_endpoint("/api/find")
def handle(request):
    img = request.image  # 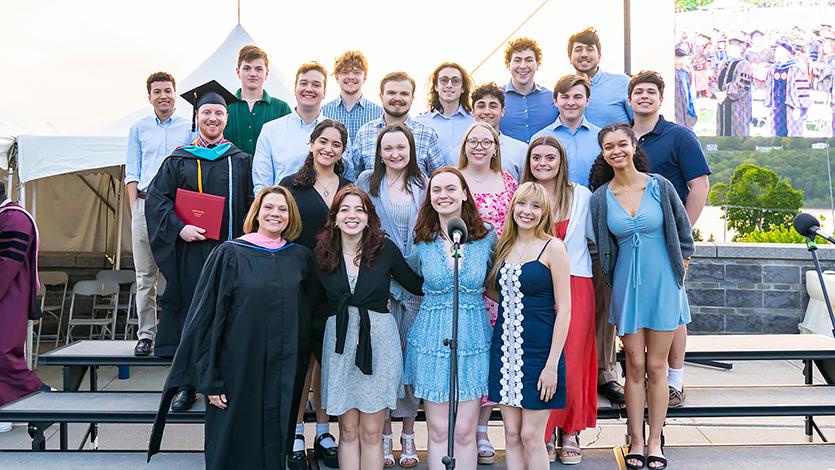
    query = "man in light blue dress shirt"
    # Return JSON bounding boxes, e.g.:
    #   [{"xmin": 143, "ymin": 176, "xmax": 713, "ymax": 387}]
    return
[
  {"xmin": 124, "ymin": 72, "xmax": 194, "ymax": 356},
  {"xmin": 498, "ymin": 38, "xmax": 559, "ymax": 143},
  {"xmin": 348, "ymin": 72, "xmax": 446, "ymax": 179},
  {"xmin": 566, "ymin": 27, "xmax": 633, "ymax": 127},
  {"xmin": 451, "ymin": 83, "xmax": 527, "ymax": 180},
  {"xmin": 415, "ymin": 62, "xmax": 475, "ymax": 156},
  {"xmin": 532, "ymin": 75, "xmax": 601, "ymax": 188},
  {"xmin": 321, "ymin": 50, "xmax": 383, "ymax": 142},
  {"xmin": 252, "ymin": 62, "xmax": 329, "ymax": 194}
]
